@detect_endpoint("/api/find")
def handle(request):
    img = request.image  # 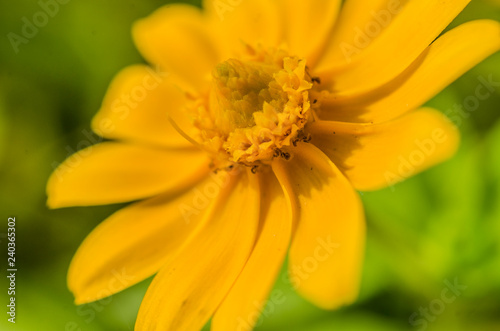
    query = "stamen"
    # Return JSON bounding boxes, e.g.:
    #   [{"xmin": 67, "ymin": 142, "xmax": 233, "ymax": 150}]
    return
[{"xmin": 167, "ymin": 115, "xmax": 210, "ymax": 153}]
